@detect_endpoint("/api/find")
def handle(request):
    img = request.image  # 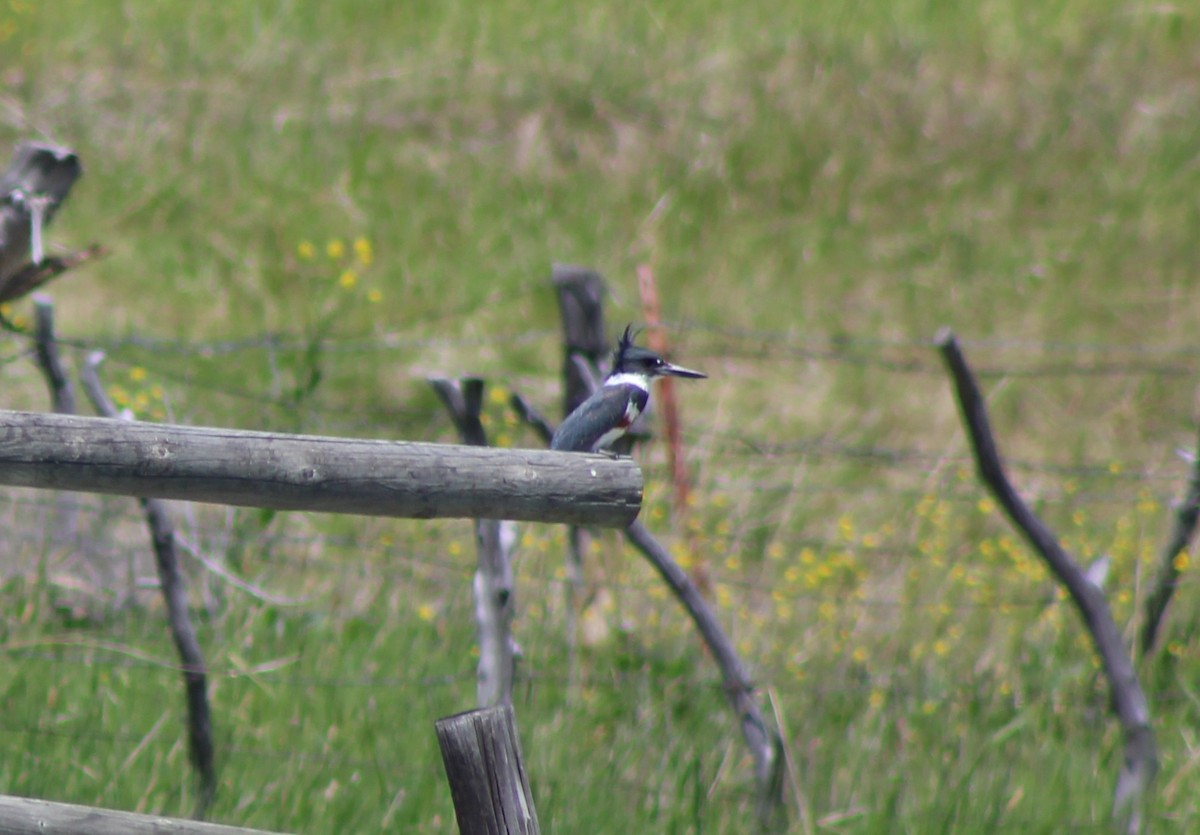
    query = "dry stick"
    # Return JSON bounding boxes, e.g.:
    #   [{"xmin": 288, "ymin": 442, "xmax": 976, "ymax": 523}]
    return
[
  {"xmin": 31, "ymin": 295, "xmax": 75, "ymax": 414},
  {"xmin": 429, "ymin": 376, "xmax": 517, "ymax": 708},
  {"xmin": 80, "ymin": 352, "xmax": 217, "ymax": 819},
  {"xmin": 175, "ymin": 534, "xmax": 309, "ymax": 607},
  {"xmin": 509, "ymin": 394, "xmax": 785, "ymax": 830},
  {"xmin": 935, "ymin": 328, "xmax": 1156, "ymax": 835},
  {"xmin": 625, "ymin": 520, "xmax": 784, "ymax": 830},
  {"xmin": 508, "ymin": 394, "xmax": 555, "ymax": 446},
  {"xmin": 0, "ymin": 244, "xmax": 106, "ymax": 308},
  {"xmin": 1141, "ymin": 430, "xmax": 1200, "ymax": 654}
]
